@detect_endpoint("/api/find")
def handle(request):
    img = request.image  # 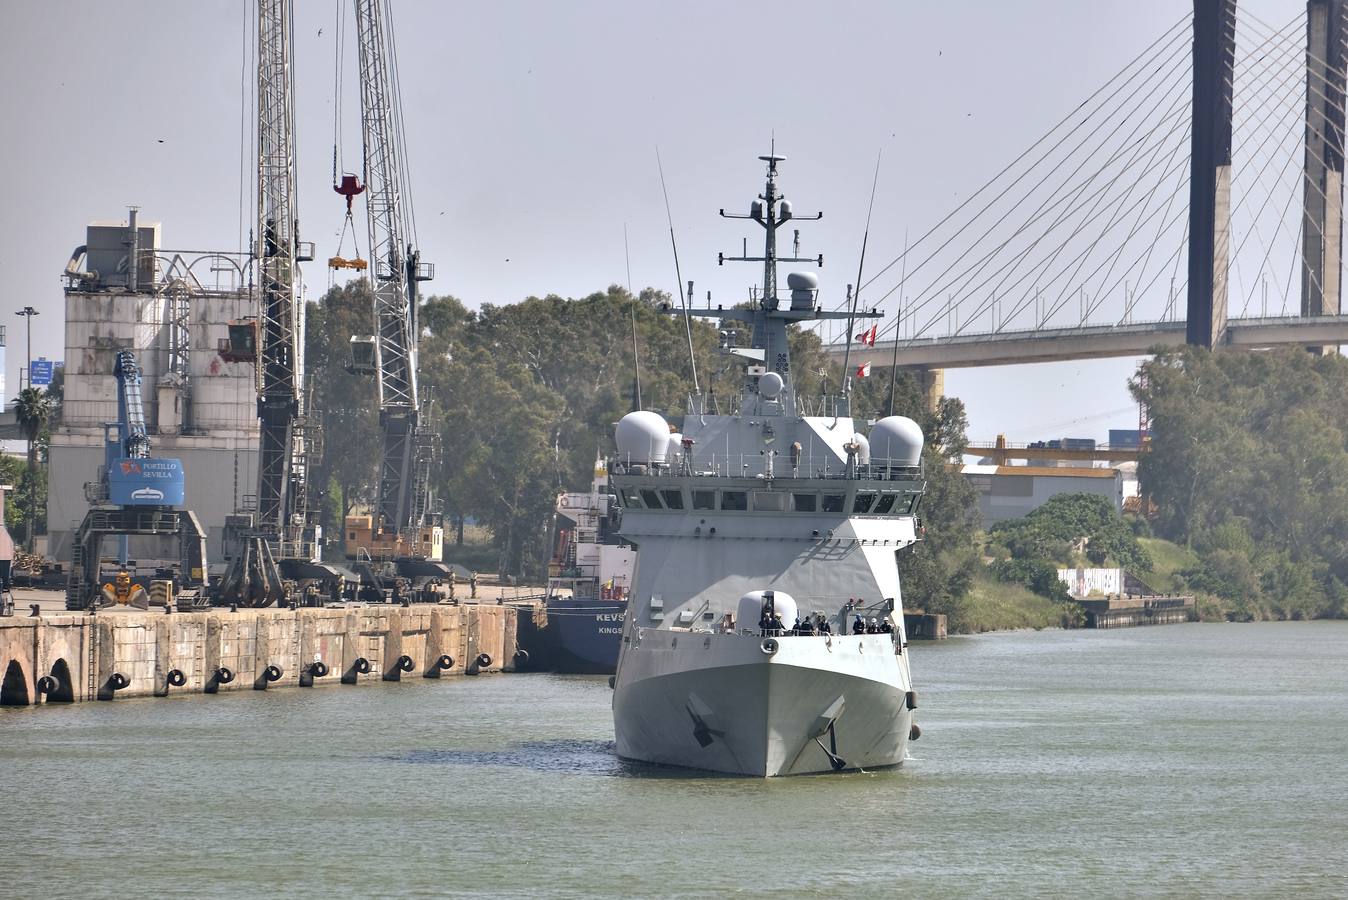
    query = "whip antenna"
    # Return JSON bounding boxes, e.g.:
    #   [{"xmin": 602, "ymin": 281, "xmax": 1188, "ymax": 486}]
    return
[
  {"xmin": 631, "ymin": 305, "xmax": 643, "ymax": 411},
  {"xmin": 840, "ymin": 150, "xmax": 882, "ymax": 408},
  {"xmin": 657, "ymin": 147, "xmax": 701, "ymax": 398}
]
